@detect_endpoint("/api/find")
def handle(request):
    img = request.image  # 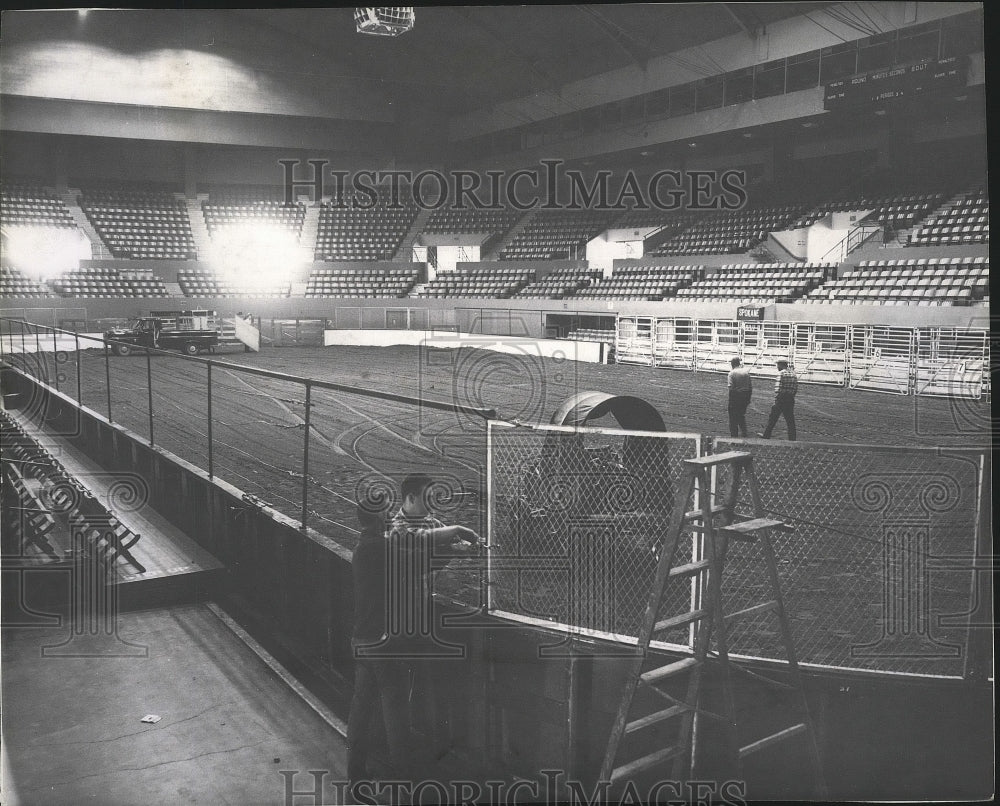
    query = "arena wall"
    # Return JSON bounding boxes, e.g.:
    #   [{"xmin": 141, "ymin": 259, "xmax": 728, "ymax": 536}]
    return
[{"xmin": 2, "ymin": 294, "xmax": 985, "ymax": 335}]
